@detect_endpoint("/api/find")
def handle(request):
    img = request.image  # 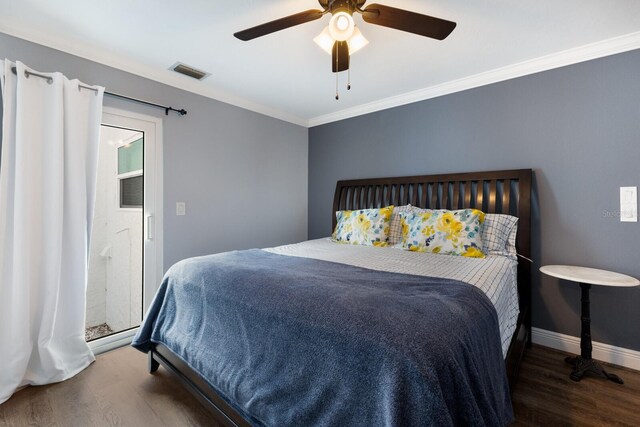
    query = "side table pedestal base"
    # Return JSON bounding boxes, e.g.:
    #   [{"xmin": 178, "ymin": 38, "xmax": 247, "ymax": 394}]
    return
[{"xmin": 565, "ymin": 356, "xmax": 623, "ymax": 384}]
